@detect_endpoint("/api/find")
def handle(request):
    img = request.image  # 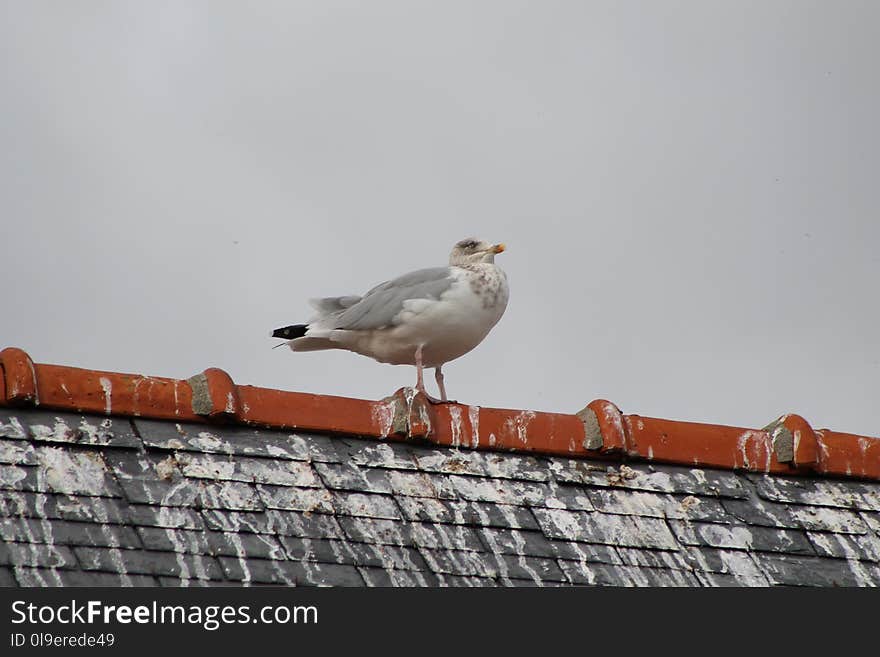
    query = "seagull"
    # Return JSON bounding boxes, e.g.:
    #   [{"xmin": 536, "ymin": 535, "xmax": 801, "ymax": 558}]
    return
[{"xmin": 271, "ymin": 237, "xmax": 509, "ymax": 402}]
